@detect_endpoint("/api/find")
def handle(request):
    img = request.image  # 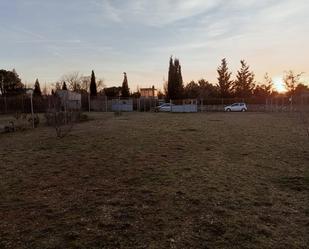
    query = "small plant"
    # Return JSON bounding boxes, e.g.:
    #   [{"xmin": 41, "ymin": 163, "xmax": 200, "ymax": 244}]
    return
[
  {"xmin": 3, "ymin": 121, "xmax": 15, "ymax": 133},
  {"xmin": 45, "ymin": 109, "xmax": 87, "ymax": 138},
  {"xmin": 28, "ymin": 114, "xmax": 40, "ymax": 128},
  {"xmin": 13, "ymin": 112, "xmax": 31, "ymax": 131}
]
